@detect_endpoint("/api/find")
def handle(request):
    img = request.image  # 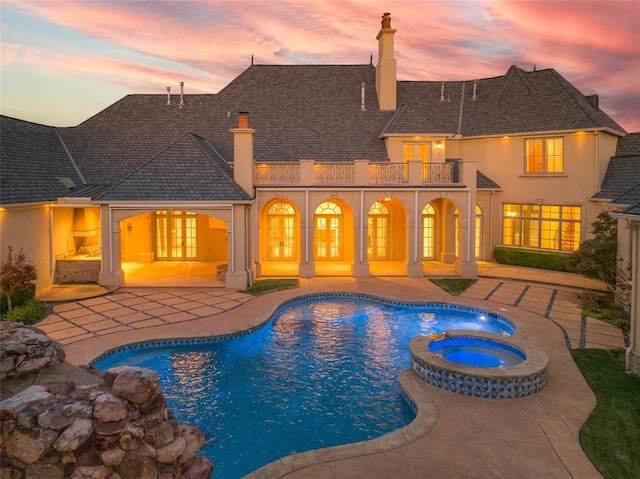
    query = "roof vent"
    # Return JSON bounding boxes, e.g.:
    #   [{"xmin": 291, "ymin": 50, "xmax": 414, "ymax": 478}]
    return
[
  {"xmin": 179, "ymin": 81, "xmax": 185, "ymax": 109},
  {"xmin": 361, "ymin": 82, "xmax": 366, "ymax": 111},
  {"xmin": 166, "ymin": 87, "xmax": 171, "ymax": 105},
  {"xmin": 440, "ymin": 81, "xmax": 445, "ymax": 102},
  {"xmin": 57, "ymin": 177, "xmax": 76, "ymax": 189},
  {"xmin": 472, "ymin": 80, "xmax": 478, "ymax": 101}
]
